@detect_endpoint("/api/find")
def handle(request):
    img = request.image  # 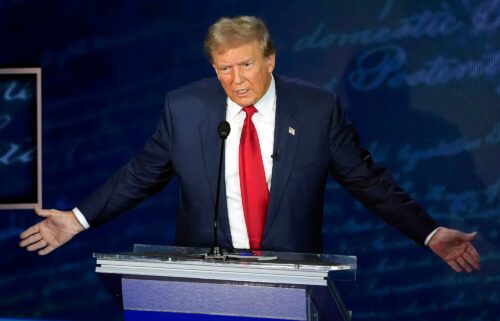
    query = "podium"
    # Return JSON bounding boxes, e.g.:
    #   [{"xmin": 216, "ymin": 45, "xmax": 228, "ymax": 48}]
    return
[{"xmin": 94, "ymin": 244, "xmax": 356, "ymax": 321}]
